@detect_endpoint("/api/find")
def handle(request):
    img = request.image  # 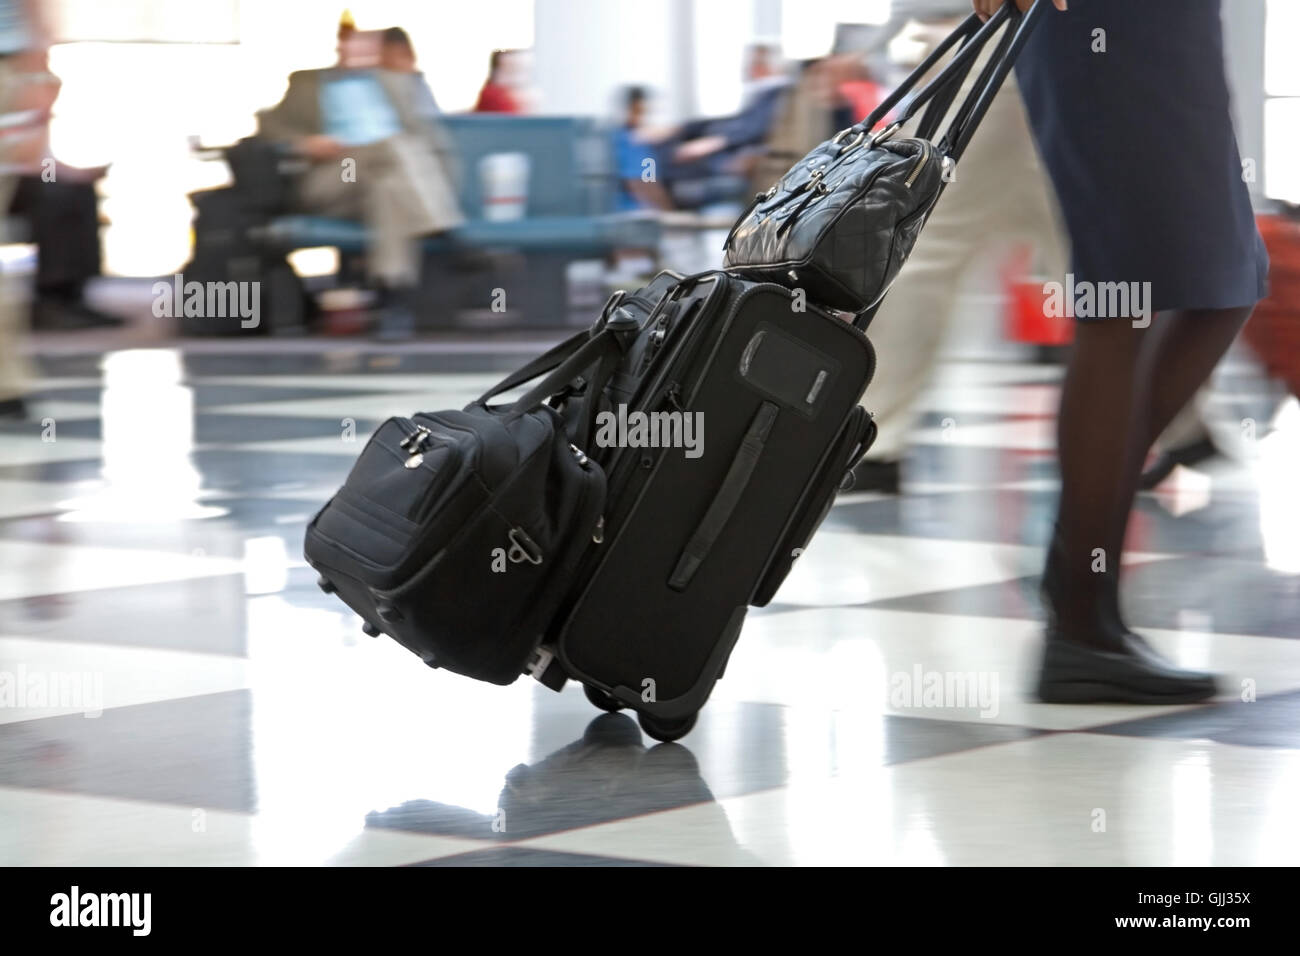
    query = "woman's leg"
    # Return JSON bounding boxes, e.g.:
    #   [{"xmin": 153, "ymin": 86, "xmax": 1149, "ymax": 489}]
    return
[
  {"xmin": 1106, "ymin": 307, "xmax": 1255, "ymax": 609},
  {"xmin": 1040, "ymin": 305, "xmax": 1253, "ymax": 701},
  {"xmin": 1048, "ymin": 318, "xmax": 1146, "ymax": 648}
]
